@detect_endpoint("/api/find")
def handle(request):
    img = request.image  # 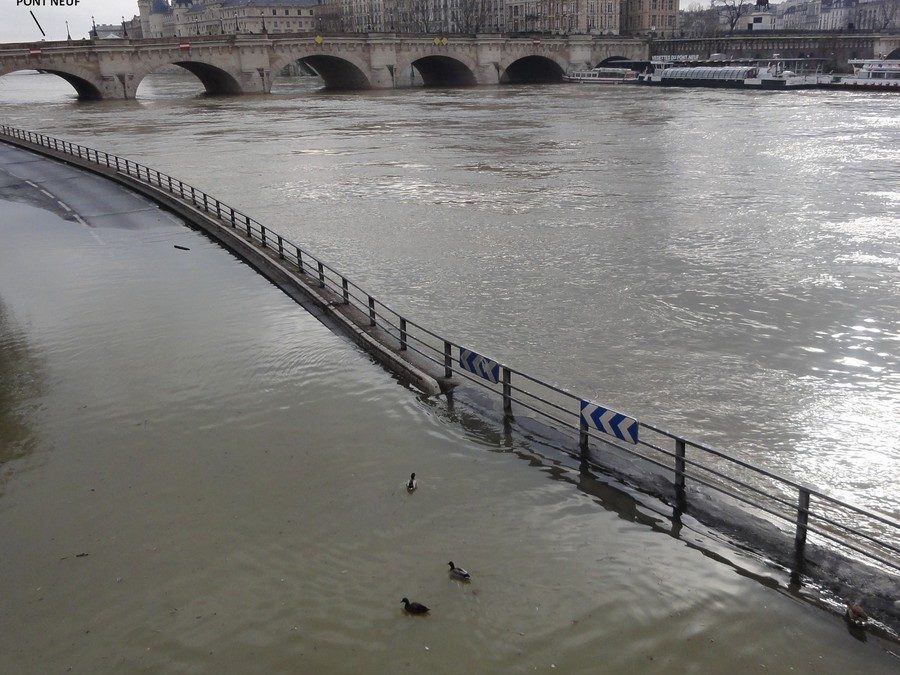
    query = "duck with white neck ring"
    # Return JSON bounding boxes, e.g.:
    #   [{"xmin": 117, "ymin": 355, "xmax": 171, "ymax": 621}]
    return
[{"xmin": 406, "ymin": 473, "xmax": 417, "ymax": 493}]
